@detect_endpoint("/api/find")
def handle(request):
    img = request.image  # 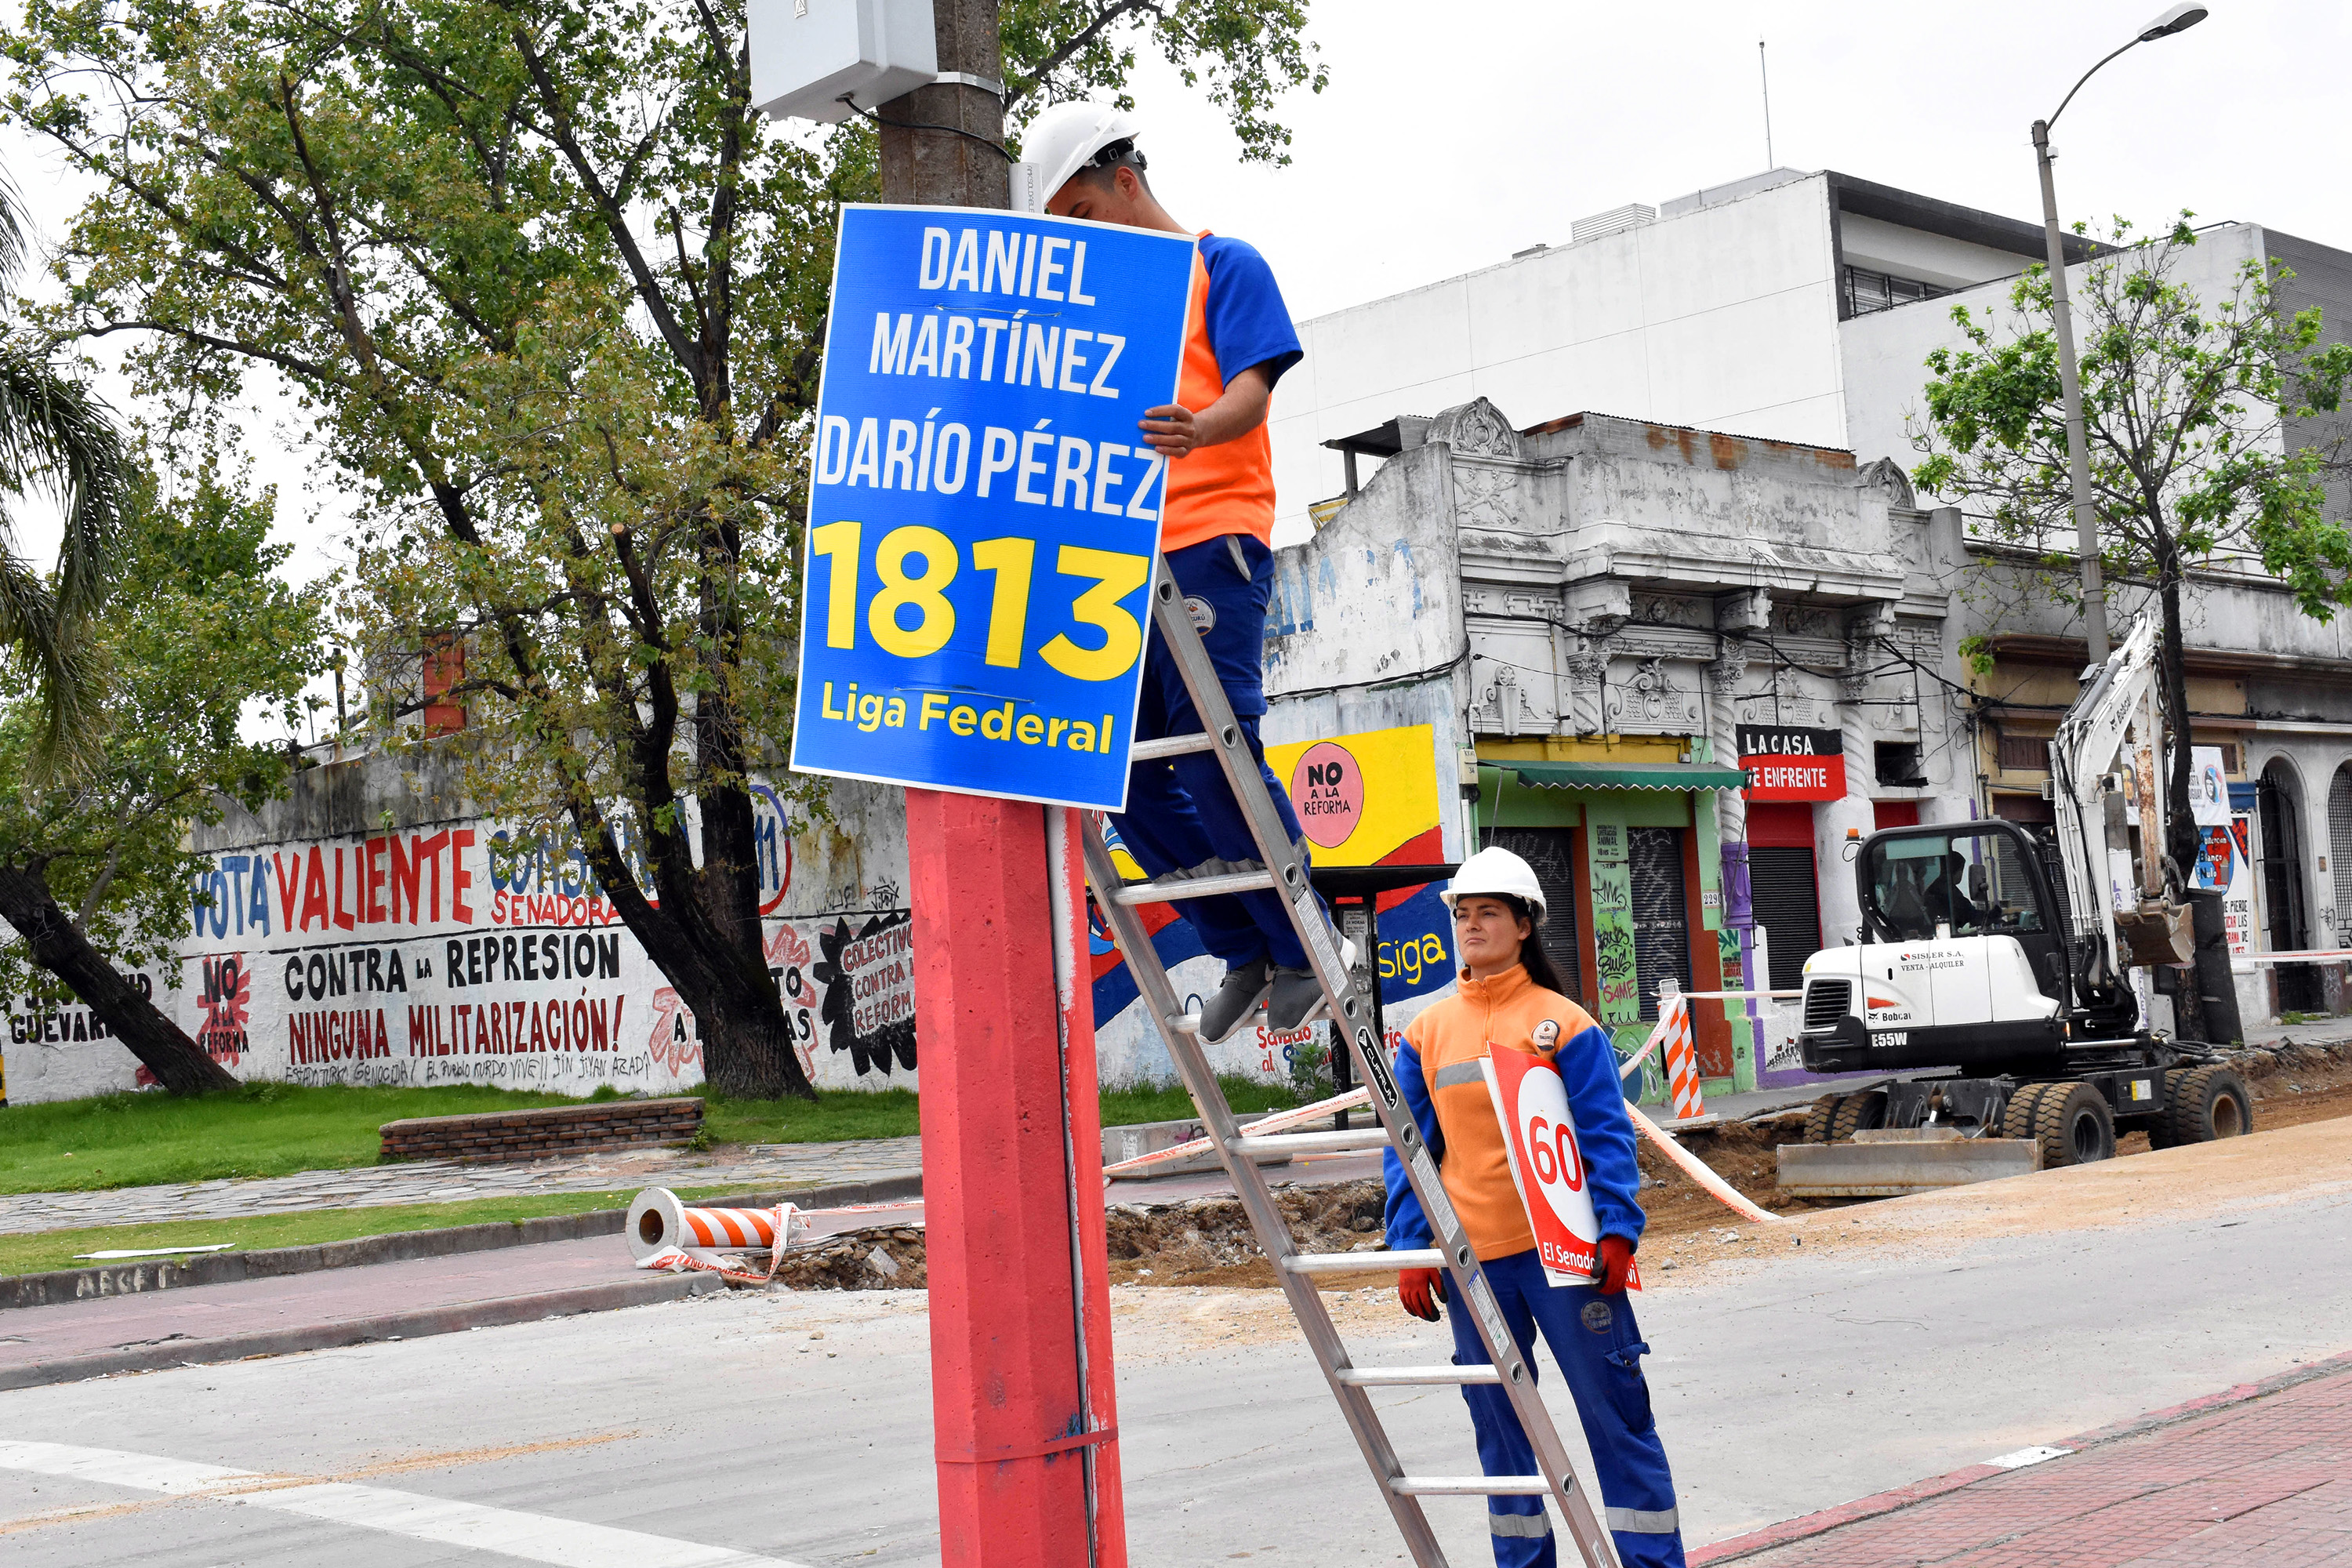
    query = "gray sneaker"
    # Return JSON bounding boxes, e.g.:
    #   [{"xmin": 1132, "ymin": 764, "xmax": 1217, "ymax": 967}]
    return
[
  {"xmin": 1198, "ymin": 956, "xmax": 1274, "ymax": 1044},
  {"xmin": 1266, "ymin": 940, "xmax": 1360, "ymax": 1031}
]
